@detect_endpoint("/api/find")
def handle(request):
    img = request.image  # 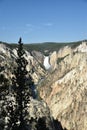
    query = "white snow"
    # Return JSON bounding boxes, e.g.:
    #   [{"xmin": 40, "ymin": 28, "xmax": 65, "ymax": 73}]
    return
[{"xmin": 43, "ymin": 56, "xmax": 51, "ymax": 70}]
